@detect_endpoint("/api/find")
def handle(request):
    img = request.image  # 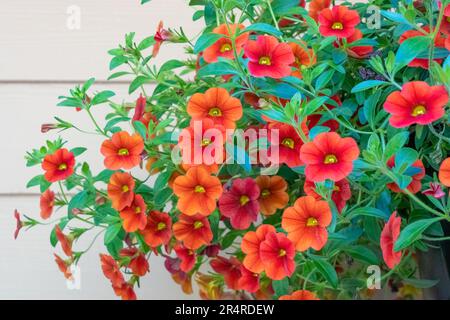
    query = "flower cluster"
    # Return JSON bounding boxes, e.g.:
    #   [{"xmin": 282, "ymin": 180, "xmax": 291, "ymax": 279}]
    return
[{"xmin": 17, "ymin": 0, "xmax": 450, "ymax": 300}]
